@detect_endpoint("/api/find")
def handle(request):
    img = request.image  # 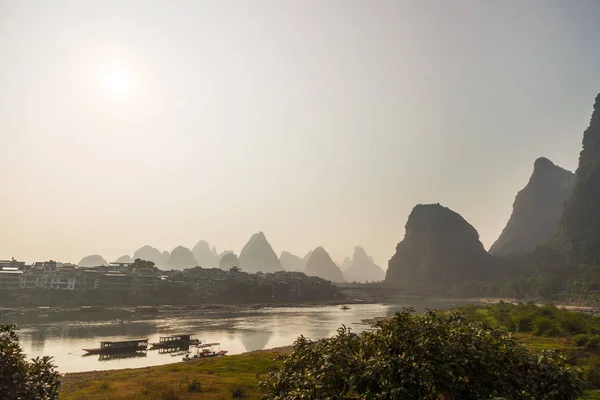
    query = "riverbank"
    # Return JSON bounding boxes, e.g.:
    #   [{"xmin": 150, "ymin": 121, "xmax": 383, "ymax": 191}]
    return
[
  {"xmin": 60, "ymin": 350, "xmax": 282, "ymax": 400},
  {"xmin": 58, "ymin": 336, "xmax": 599, "ymax": 400}
]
